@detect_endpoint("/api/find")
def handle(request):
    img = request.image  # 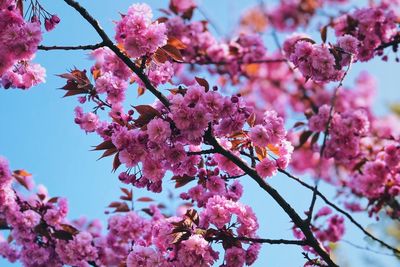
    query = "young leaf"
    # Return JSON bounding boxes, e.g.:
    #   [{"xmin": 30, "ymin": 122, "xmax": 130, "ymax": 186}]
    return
[
  {"xmin": 137, "ymin": 197, "xmax": 154, "ymax": 202},
  {"xmin": 296, "ymin": 130, "xmax": 313, "ymax": 149},
  {"xmin": 168, "ymin": 37, "xmax": 187, "ymax": 50},
  {"xmin": 195, "ymin": 77, "xmax": 210, "ymax": 92},
  {"xmin": 321, "ymin": 25, "xmax": 328, "ymax": 43},
  {"xmin": 162, "ymin": 44, "xmax": 184, "ymax": 62}
]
